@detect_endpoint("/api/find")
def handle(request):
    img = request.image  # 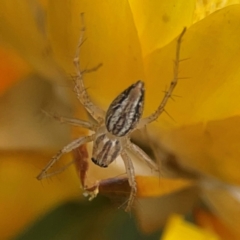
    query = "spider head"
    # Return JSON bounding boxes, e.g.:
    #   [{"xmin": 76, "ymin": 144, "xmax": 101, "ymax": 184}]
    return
[{"xmin": 91, "ymin": 133, "xmax": 122, "ymax": 168}]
